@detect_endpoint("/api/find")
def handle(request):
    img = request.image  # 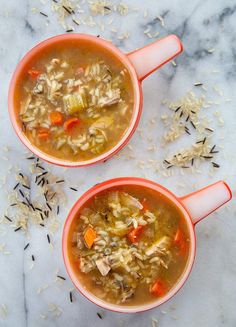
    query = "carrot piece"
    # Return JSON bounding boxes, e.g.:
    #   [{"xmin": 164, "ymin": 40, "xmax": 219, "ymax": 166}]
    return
[
  {"xmin": 84, "ymin": 227, "xmax": 96, "ymax": 249},
  {"xmin": 37, "ymin": 128, "xmax": 50, "ymax": 141},
  {"xmin": 49, "ymin": 111, "xmax": 63, "ymax": 126},
  {"xmin": 64, "ymin": 118, "xmax": 80, "ymax": 132},
  {"xmin": 150, "ymin": 279, "xmax": 167, "ymax": 297},
  {"xmin": 28, "ymin": 69, "xmax": 41, "ymax": 79},
  {"xmin": 174, "ymin": 228, "xmax": 187, "ymax": 255},
  {"xmin": 141, "ymin": 198, "xmax": 150, "ymax": 212},
  {"xmin": 127, "ymin": 225, "xmax": 144, "ymax": 243}
]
